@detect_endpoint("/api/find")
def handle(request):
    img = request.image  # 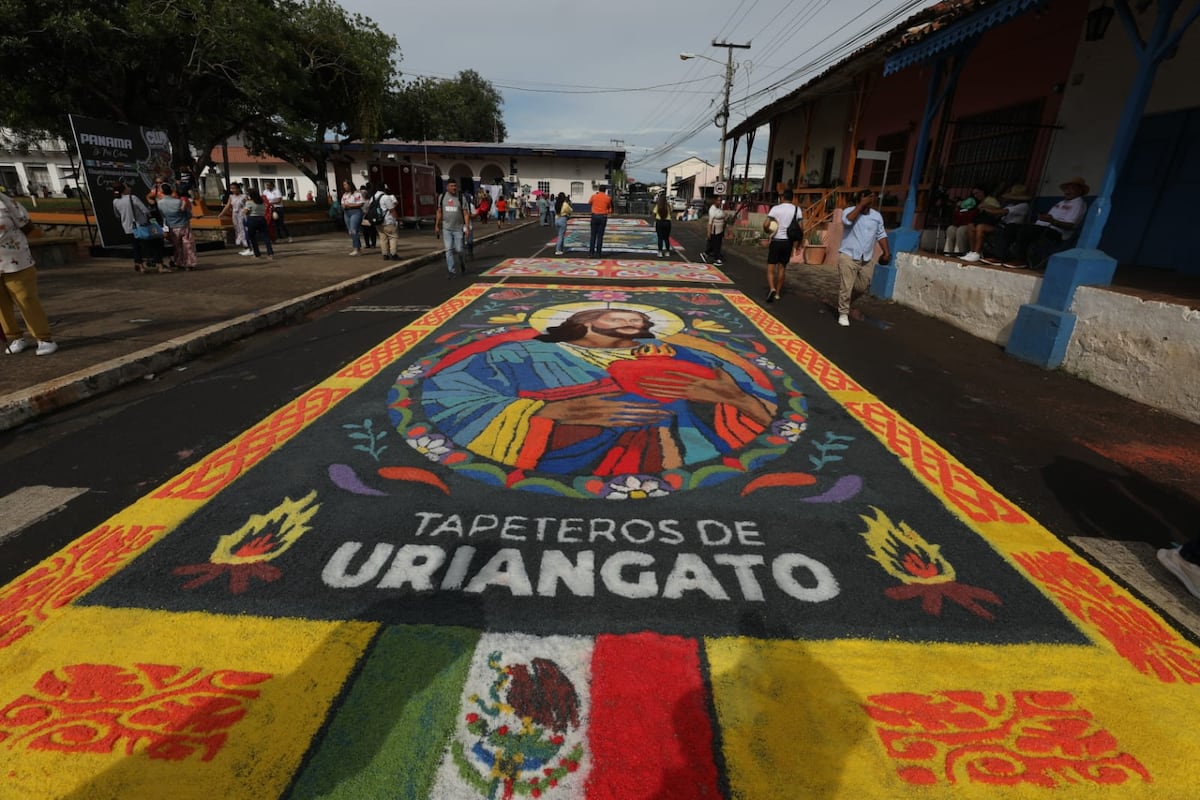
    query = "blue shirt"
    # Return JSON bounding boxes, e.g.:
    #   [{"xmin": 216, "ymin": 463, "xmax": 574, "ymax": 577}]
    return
[{"xmin": 839, "ymin": 206, "xmax": 887, "ymax": 261}]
